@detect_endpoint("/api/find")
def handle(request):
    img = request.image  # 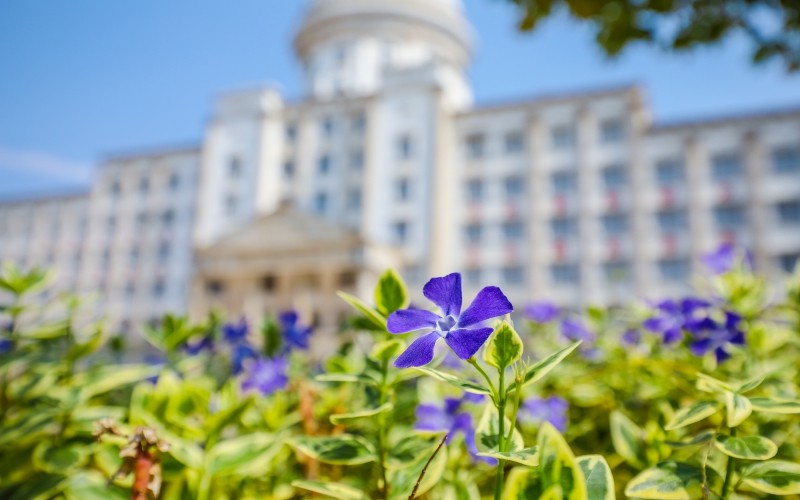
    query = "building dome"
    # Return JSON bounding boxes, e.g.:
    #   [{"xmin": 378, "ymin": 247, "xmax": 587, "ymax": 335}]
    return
[{"xmin": 294, "ymin": 0, "xmax": 473, "ymax": 98}]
